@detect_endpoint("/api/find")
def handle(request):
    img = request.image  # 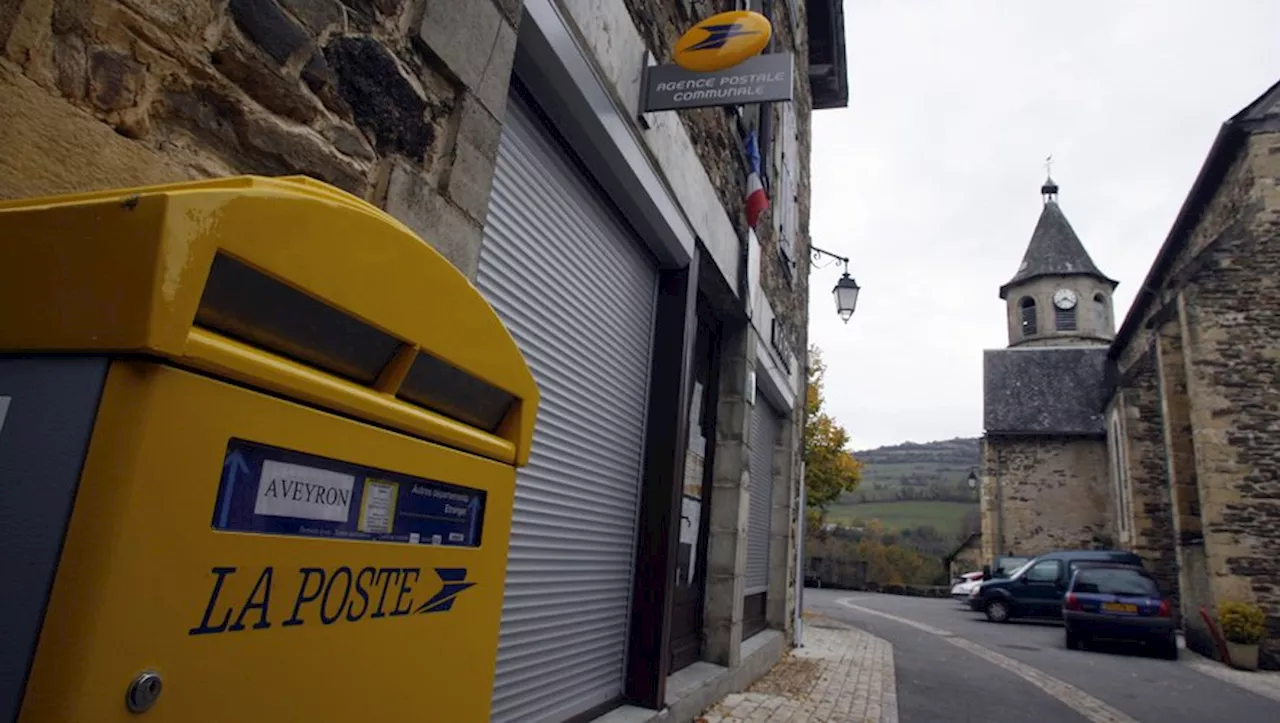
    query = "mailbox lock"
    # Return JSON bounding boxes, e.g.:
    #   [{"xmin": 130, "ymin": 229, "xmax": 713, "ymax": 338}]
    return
[{"xmin": 126, "ymin": 671, "xmax": 163, "ymax": 713}]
